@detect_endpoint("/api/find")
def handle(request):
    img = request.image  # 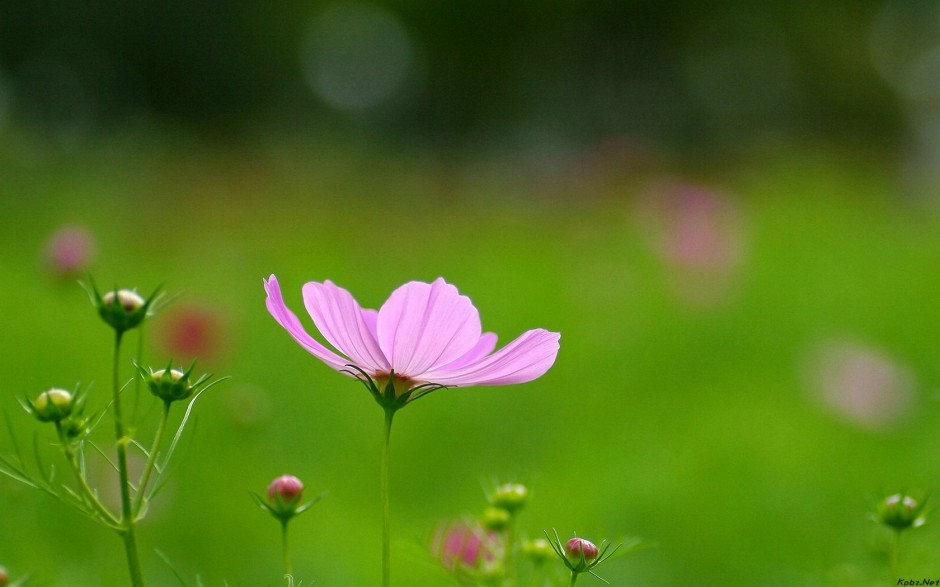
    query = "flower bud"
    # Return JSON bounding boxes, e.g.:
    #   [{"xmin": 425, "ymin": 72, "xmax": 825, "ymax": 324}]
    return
[
  {"xmin": 491, "ymin": 483, "xmax": 528, "ymax": 514},
  {"xmin": 147, "ymin": 368, "xmax": 190, "ymax": 403},
  {"xmin": 522, "ymin": 538, "xmax": 554, "ymax": 563},
  {"xmin": 88, "ymin": 281, "xmax": 158, "ymax": 333},
  {"xmin": 31, "ymin": 388, "xmax": 74, "ymax": 422},
  {"xmin": 565, "ymin": 537, "xmax": 599, "ymax": 568},
  {"xmin": 482, "ymin": 506, "xmax": 512, "ymax": 532},
  {"xmin": 878, "ymin": 493, "xmax": 926, "ymax": 530},
  {"xmin": 268, "ymin": 475, "xmax": 304, "ymax": 507}
]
